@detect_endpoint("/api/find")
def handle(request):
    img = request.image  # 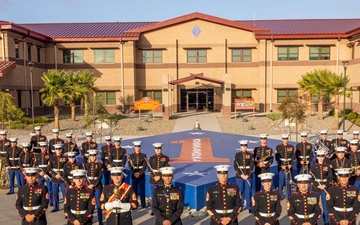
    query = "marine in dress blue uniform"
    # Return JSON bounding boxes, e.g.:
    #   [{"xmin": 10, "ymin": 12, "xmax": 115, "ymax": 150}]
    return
[
  {"xmin": 348, "ymin": 139, "xmax": 360, "ymax": 187},
  {"xmin": 310, "ymin": 149, "xmax": 333, "ymax": 225},
  {"xmin": 30, "ymin": 126, "xmax": 47, "ymax": 154},
  {"xmin": 0, "ymin": 130, "xmax": 10, "ymax": 157},
  {"xmin": 254, "ymin": 134, "xmax": 274, "ymax": 192},
  {"xmin": 152, "ymin": 167, "xmax": 184, "ymax": 225},
  {"xmin": 19, "ymin": 143, "xmax": 35, "ymax": 186},
  {"xmin": 64, "ymin": 169, "xmax": 95, "ymax": 225},
  {"xmin": 15, "ymin": 167, "xmax": 49, "ymax": 225},
  {"xmin": 86, "ymin": 149, "xmax": 103, "ymax": 224},
  {"xmin": 48, "ymin": 129, "xmax": 64, "ymax": 155},
  {"xmin": 252, "ymin": 173, "xmax": 281, "ymax": 225},
  {"xmin": 100, "ymin": 136, "xmax": 112, "ymax": 185},
  {"xmin": 129, "ymin": 141, "xmax": 147, "ymax": 208},
  {"xmin": 48, "ymin": 144, "xmax": 68, "ymax": 212},
  {"xmin": 100, "ymin": 167, "xmax": 138, "ymax": 225},
  {"xmin": 275, "ymin": 134, "xmax": 295, "ymax": 200},
  {"xmin": 288, "ymin": 174, "xmax": 322, "ymax": 225},
  {"xmin": 5, "ymin": 137, "xmax": 22, "ymax": 194},
  {"xmin": 107, "ymin": 136, "xmax": 127, "ymax": 167},
  {"xmin": 34, "ymin": 142, "xmax": 53, "ymax": 206},
  {"xmin": 326, "ymin": 168, "xmax": 360, "ymax": 225},
  {"xmin": 233, "ymin": 140, "xmax": 254, "ymax": 212},
  {"xmin": 295, "ymin": 132, "xmax": 313, "ymax": 175},
  {"xmin": 80, "ymin": 132, "xmax": 98, "ymax": 164},
  {"xmin": 206, "ymin": 165, "xmax": 242, "ymax": 225}
]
